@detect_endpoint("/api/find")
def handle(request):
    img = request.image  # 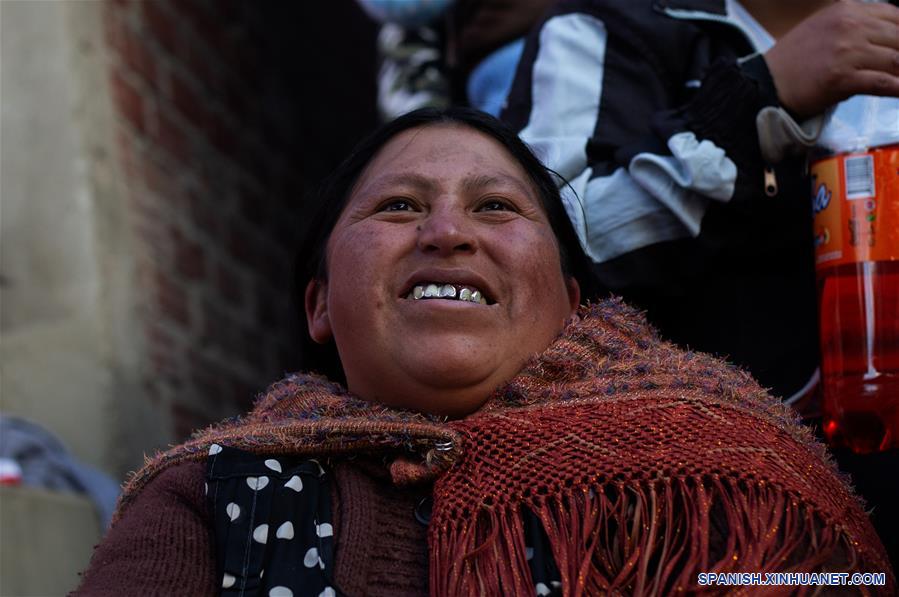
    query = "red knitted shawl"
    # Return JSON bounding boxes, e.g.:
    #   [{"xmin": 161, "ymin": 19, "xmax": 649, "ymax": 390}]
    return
[{"xmin": 118, "ymin": 299, "xmax": 894, "ymax": 595}]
